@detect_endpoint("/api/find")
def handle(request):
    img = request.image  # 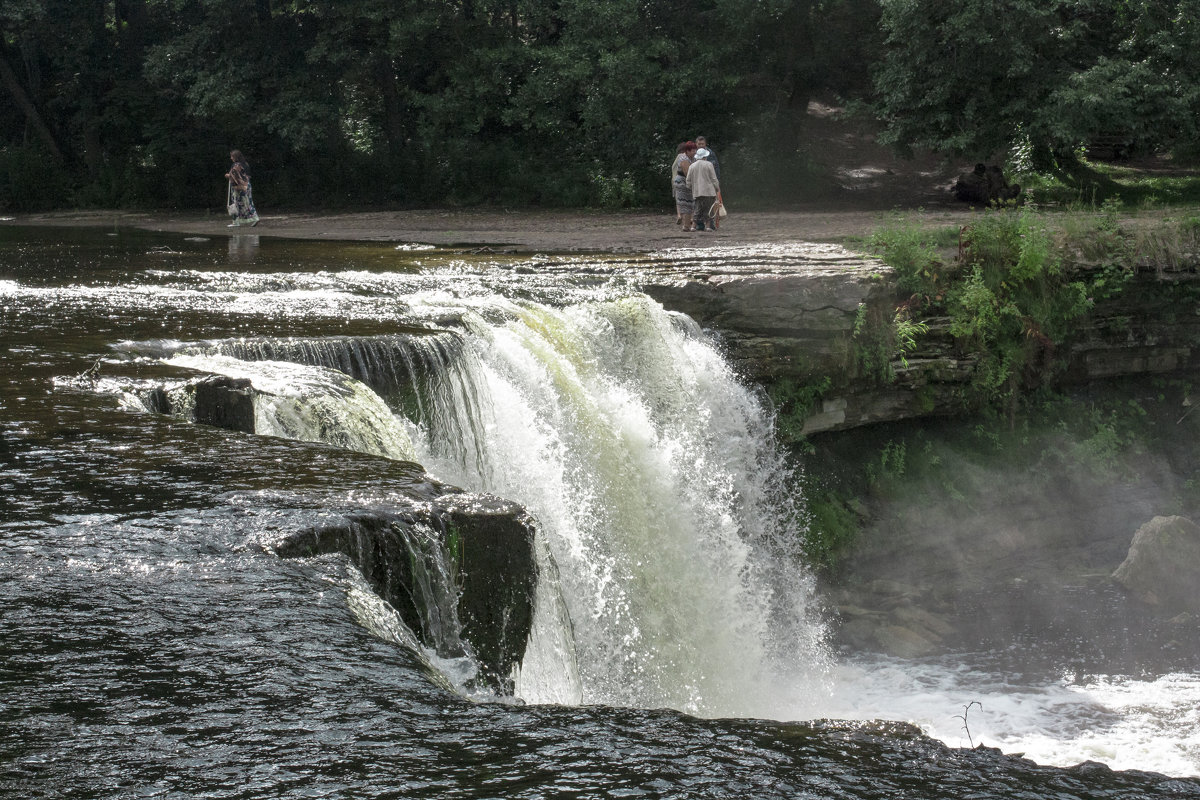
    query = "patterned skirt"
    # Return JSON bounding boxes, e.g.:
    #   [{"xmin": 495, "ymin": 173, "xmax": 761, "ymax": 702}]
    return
[
  {"xmin": 673, "ymin": 177, "xmax": 694, "ymax": 217},
  {"xmin": 230, "ymin": 185, "xmax": 259, "ymax": 226}
]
